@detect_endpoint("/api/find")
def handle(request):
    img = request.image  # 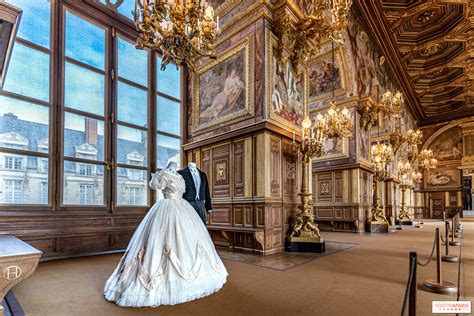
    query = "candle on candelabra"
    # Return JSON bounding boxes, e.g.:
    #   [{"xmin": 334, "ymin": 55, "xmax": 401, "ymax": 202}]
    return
[
  {"xmin": 292, "ymin": 131, "xmax": 295, "ymax": 143},
  {"xmin": 301, "ymin": 128, "xmax": 305, "ymax": 142}
]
